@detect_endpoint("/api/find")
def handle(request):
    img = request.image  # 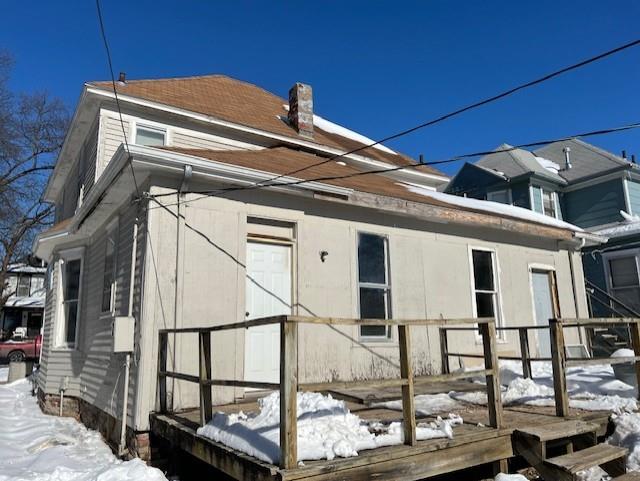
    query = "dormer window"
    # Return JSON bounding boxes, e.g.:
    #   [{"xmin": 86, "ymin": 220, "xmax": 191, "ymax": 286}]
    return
[
  {"xmin": 135, "ymin": 125, "xmax": 166, "ymax": 147},
  {"xmin": 542, "ymin": 190, "xmax": 557, "ymax": 218},
  {"xmin": 531, "ymin": 186, "xmax": 560, "ymax": 219}
]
